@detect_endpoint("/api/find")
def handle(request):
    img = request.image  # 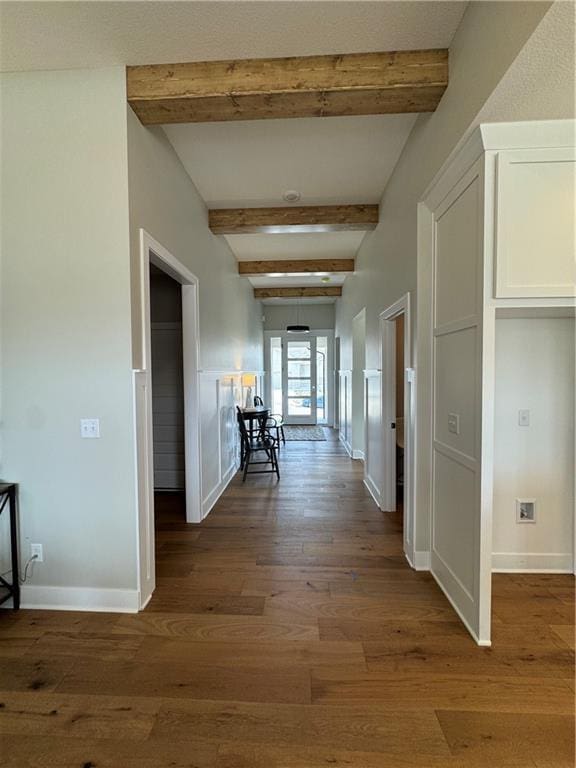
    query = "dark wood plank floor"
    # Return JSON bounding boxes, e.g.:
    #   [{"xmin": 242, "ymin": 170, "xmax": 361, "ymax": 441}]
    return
[{"xmin": 0, "ymin": 430, "xmax": 574, "ymax": 767}]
